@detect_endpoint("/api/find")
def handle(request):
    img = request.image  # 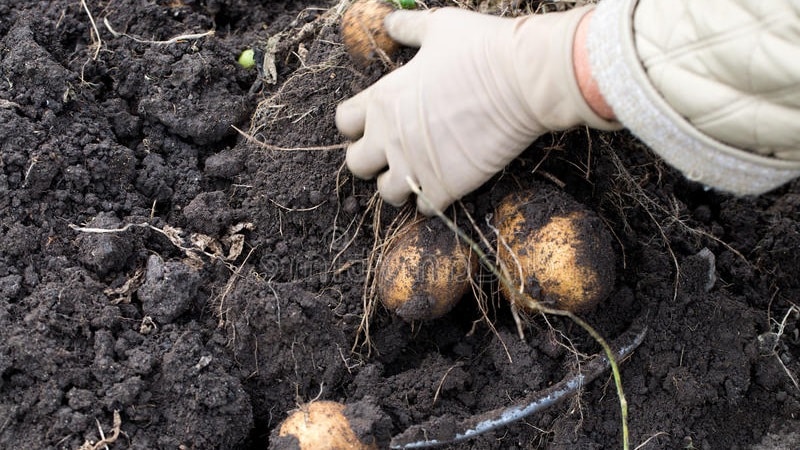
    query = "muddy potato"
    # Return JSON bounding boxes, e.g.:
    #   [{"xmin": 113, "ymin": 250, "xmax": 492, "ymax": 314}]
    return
[
  {"xmin": 378, "ymin": 219, "xmax": 478, "ymax": 321},
  {"xmin": 276, "ymin": 401, "xmax": 377, "ymax": 450},
  {"xmin": 341, "ymin": 0, "xmax": 399, "ymax": 66},
  {"xmin": 495, "ymin": 185, "xmax": 616, "ymax": 313}
]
